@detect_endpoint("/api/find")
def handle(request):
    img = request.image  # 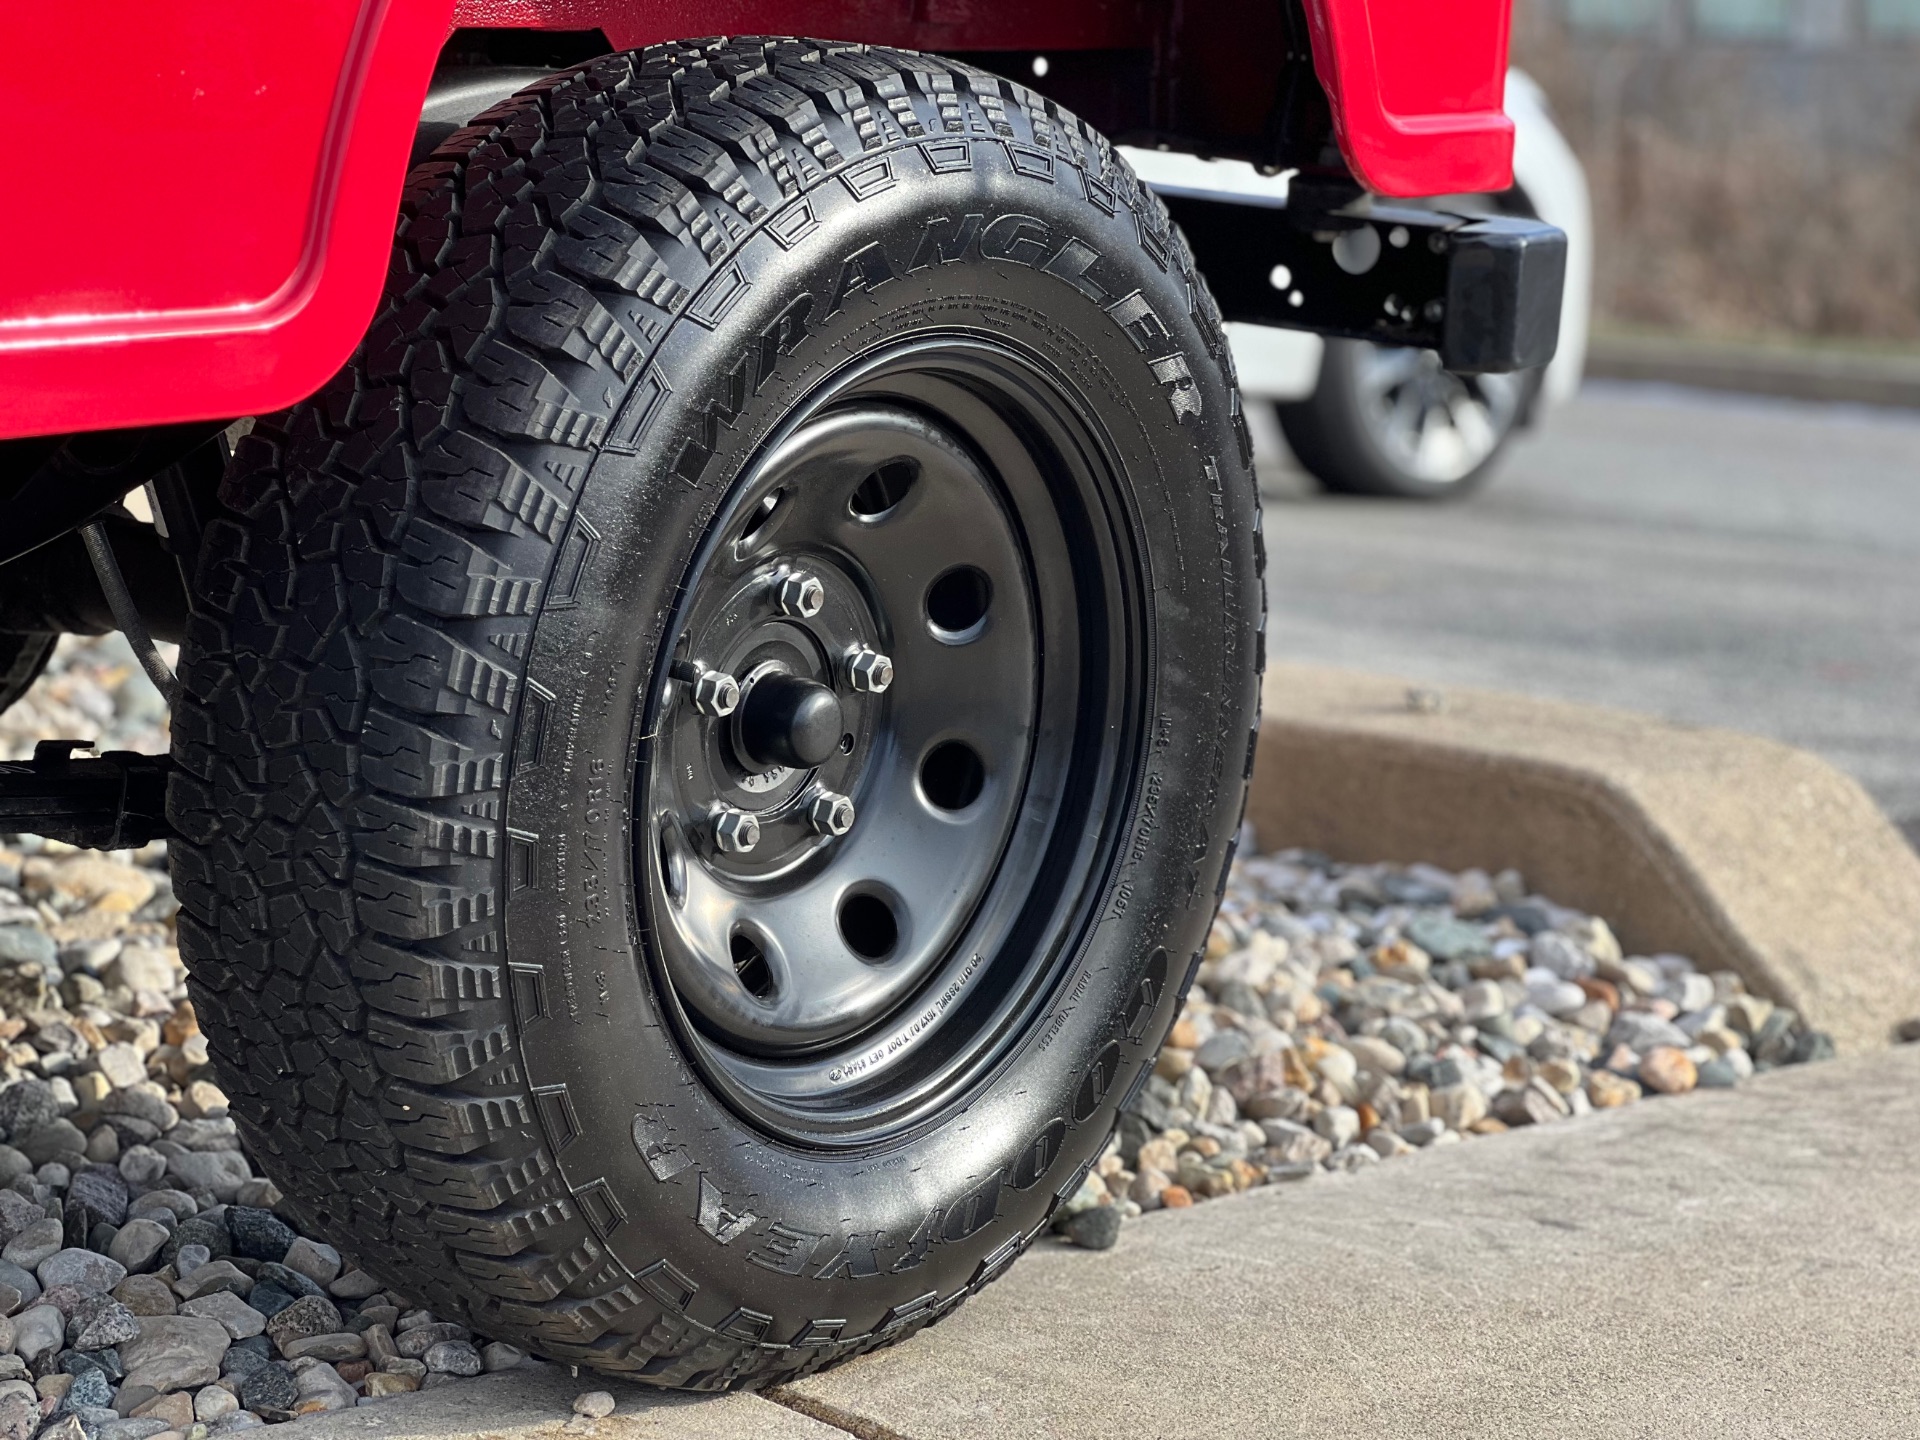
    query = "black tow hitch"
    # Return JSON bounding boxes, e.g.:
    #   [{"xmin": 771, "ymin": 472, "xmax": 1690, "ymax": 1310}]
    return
[
  {"xmin": 1156, "ymin": 186, "xmax": 1567, "ymax": 374},
  {"xmin": 0, "ymin": 741, "xmax": 172, "ymax": 850}
]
